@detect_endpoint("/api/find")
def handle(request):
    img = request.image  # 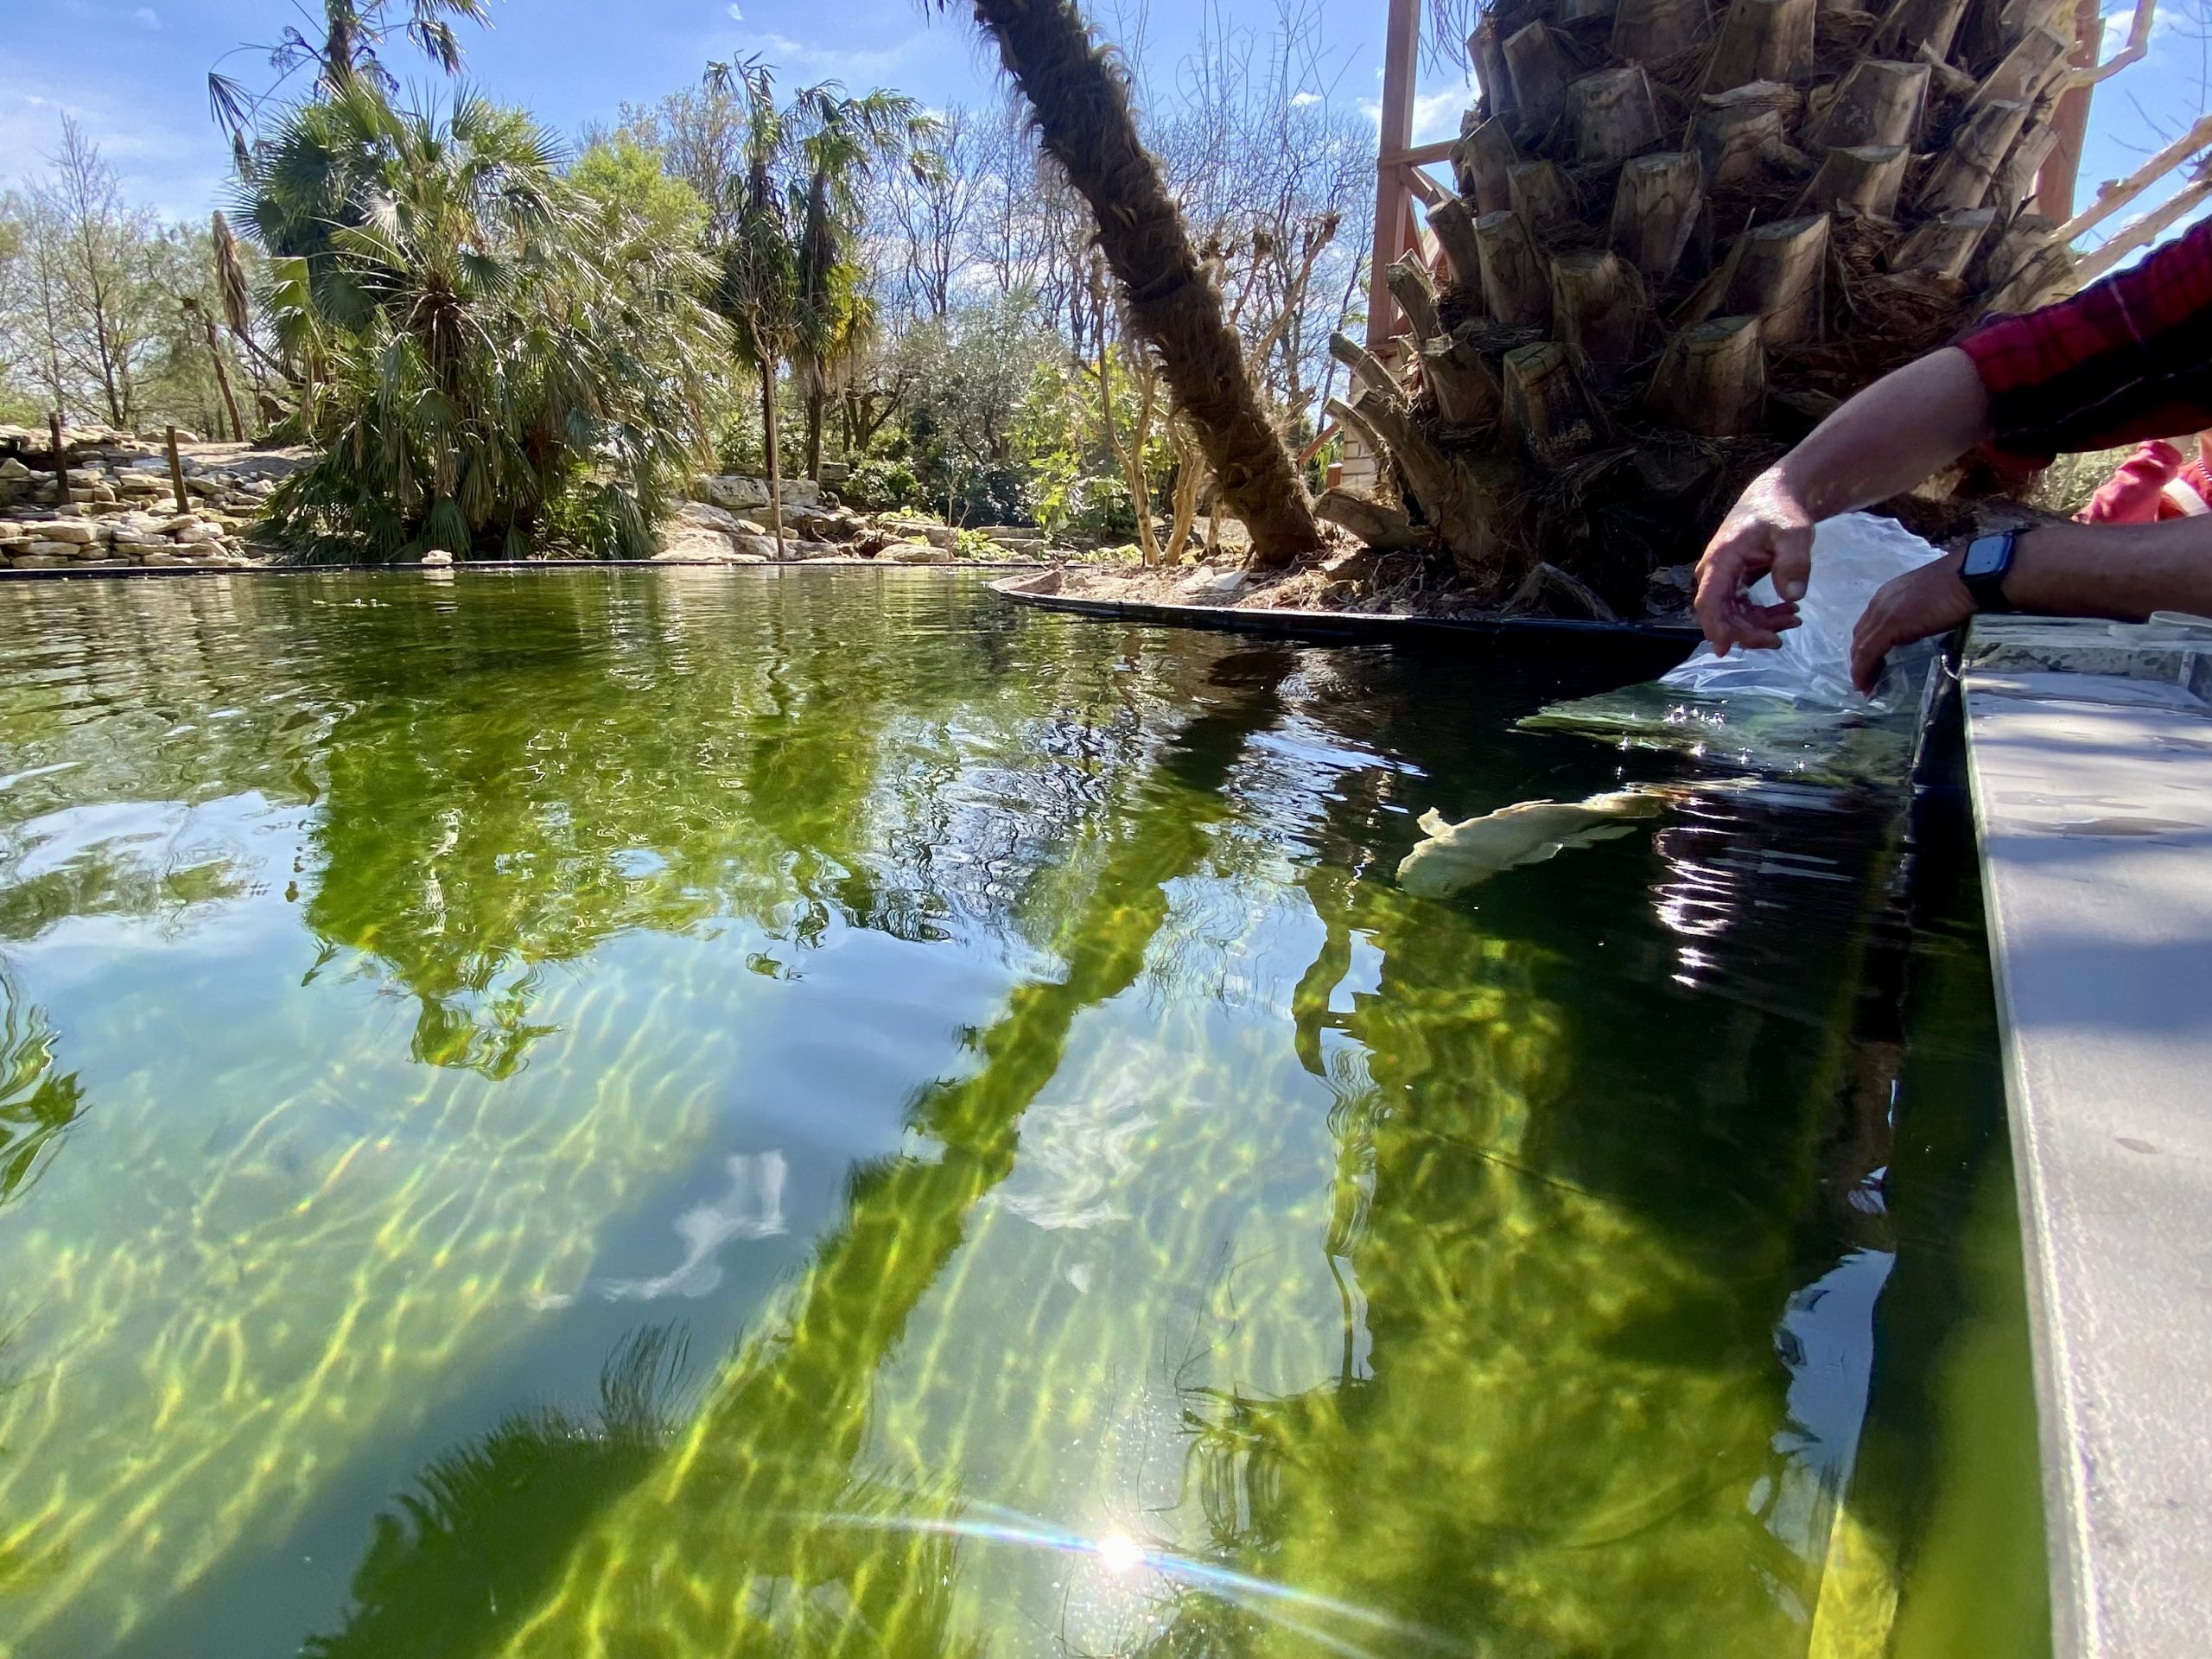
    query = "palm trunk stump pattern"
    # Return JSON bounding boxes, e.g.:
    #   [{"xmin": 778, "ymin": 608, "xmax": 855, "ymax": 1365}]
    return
[{"xmin": 1327, "ymin": 0, "xmax": 2082, "ymax": 616}]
